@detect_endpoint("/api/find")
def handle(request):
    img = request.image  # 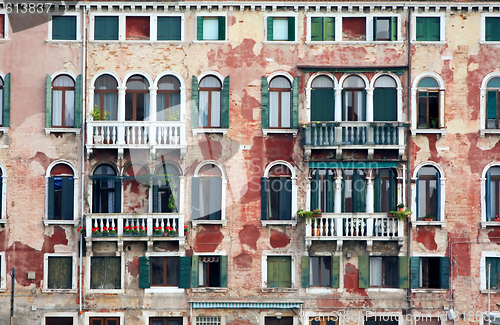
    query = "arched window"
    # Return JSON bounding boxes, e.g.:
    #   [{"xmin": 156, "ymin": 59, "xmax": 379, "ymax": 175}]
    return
[
  {"xmin": 269, "ymin": 76, "xmax": 292, "ymax": 128},
  {"xmin": 92, "ymin": 164, "xmax": 121, "ymax": 213},
  {"xmin": 311, "ymin": 76, "xmax": 334, "ymax": 122},
  {"xmin": 192, "ymin": 163, "xmax": 223, "ymax": 220},
  {"xmin": 486, "ymin": 77, "xmax": 500, "ymax": 129},
  {"xmin": 48, "ymin": 163, "xmax": 75, "ymax": 220},
  {"xmin": 343, "ymin": 76, "xmax": 366, "ymax": 121},
  {"xmin": 417, "ymin": 77, "xmax": 440, "ymax": 129},
  {"xmin": 52, "ymin": 75, "xmax": 75, "ymax": 127},
  {"xmin": 485, "ymin": 166, "xmax": 500, "ymax": 221},
  {"xmin": 374, "ymin": 76, "xmax": 397, "ymax": 121},
  {"xmin": 262, "ymin": 164, "xmax": 292, "ymax": 220},
  {"xmin": 125, "ymin": 75, "xmax": 149, "ymax": 121},
  {"xmin": 153, "ymin": 163, "xmax": 180, "ymax": 213},
  {"xmin": 157, "ymin": 75, "xmax": 181, "ymax": 121},
  {"xmin": 94, "ymin": 74, "xmax": 118, "ymax": 121},
  {"xmin": 199, "ymin": 75, "xmax": 222, "ymax": 128},
  {"xmin": 417, "ymin": 166, "xmax": 440, "ymax": 220}
]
